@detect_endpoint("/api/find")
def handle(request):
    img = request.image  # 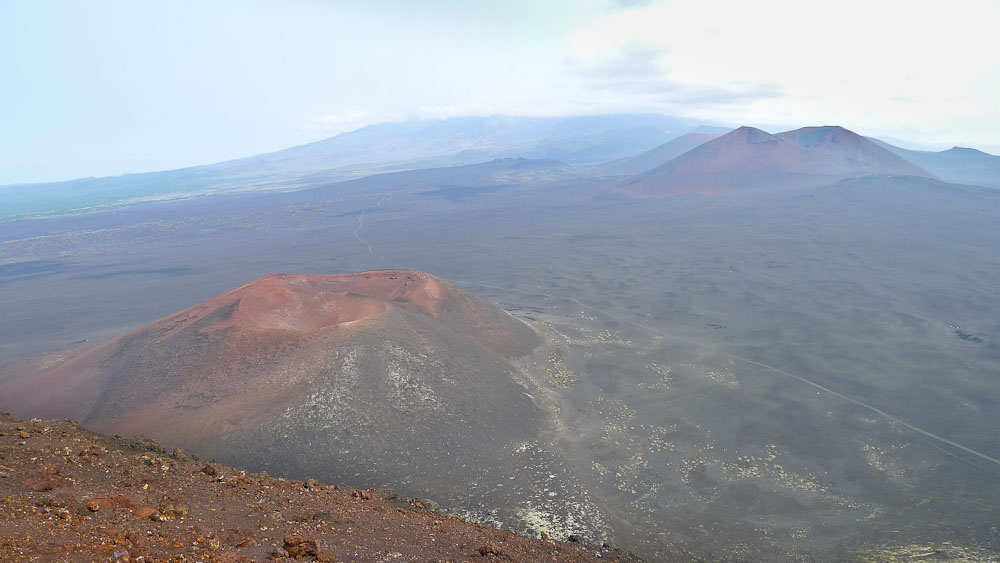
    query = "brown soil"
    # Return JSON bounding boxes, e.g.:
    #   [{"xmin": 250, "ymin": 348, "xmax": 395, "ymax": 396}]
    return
[{"xmin": 0, "ymin": 414, "xmax": 636, "ymax": 562}]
